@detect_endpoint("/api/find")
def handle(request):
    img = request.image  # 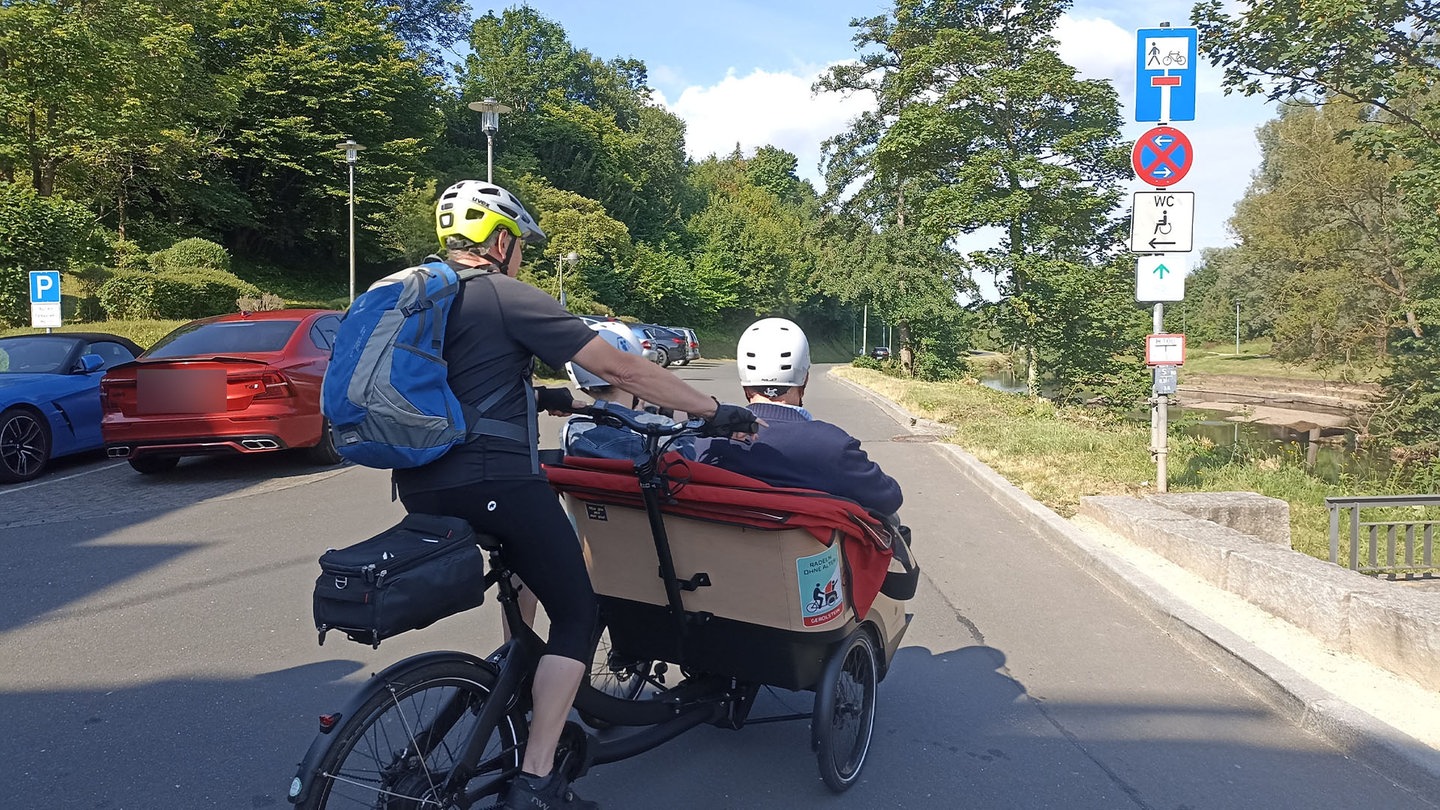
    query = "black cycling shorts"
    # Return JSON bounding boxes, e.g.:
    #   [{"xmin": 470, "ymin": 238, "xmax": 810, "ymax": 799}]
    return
[{"xmin": 400, "ymin": 478, "xmax": 597, "ymax": 663}]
